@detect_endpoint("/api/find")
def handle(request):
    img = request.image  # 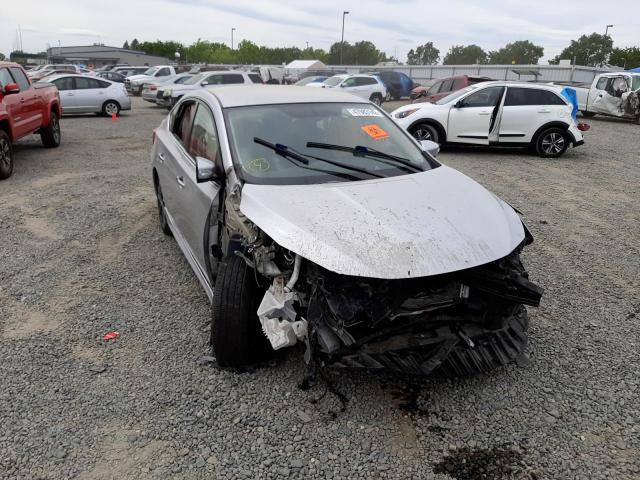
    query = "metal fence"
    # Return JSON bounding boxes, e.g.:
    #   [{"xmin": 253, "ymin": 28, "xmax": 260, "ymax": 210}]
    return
[{"xmin": 326, "ymin": 64, "xmax": 613, "ymax": 85}]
